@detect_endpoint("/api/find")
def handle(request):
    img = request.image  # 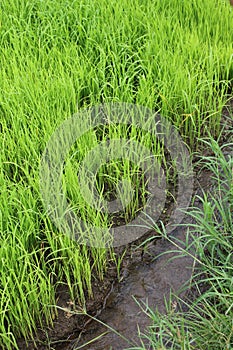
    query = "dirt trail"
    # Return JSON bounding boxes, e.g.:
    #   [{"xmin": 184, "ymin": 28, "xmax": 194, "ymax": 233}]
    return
[
  {"xmin": 55, "ymin": 167, "xmax": 213, "ymax": 350},
  {"xmin": 71, "ymin": 233, "xmax": 194, "ymax": 350}
]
